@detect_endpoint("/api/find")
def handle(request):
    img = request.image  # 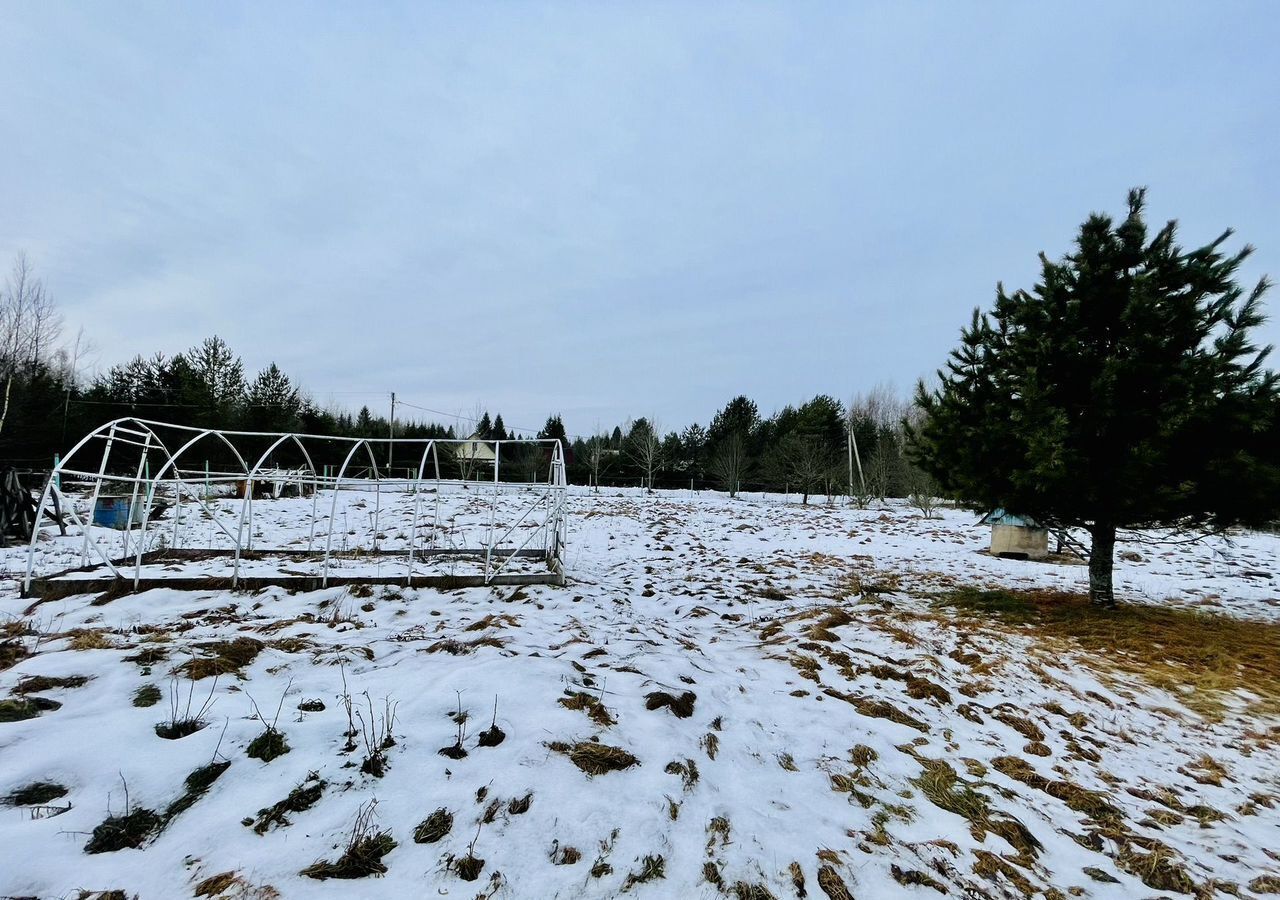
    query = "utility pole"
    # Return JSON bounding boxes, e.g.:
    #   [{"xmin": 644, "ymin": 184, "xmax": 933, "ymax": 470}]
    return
[
  {"xmin": 388, "ymin": 392, "xmax": 396, "ymax": 472},
  {"xmin": 848, "ymin": 428, "xmax": 866, "ymax": 497}
]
